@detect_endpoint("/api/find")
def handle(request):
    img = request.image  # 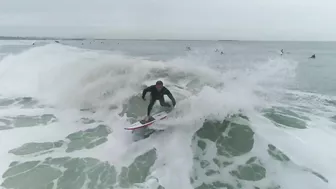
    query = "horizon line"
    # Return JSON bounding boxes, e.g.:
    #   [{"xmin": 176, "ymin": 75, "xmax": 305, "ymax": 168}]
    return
[{"xmin": 0, "ymin": 36, "xmax": 335, "ymax": 42}]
